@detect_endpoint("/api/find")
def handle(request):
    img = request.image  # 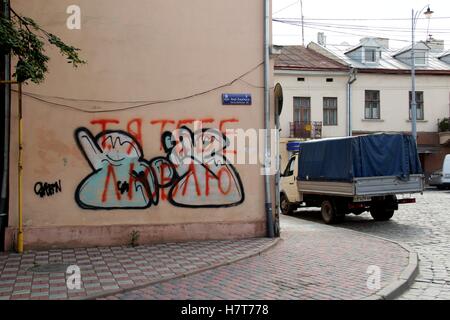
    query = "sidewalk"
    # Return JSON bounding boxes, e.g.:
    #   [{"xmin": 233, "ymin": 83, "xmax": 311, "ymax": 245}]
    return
[
  {"xmin": 0, "ymin": 238, "xmax": 276, "ymax": 300},
  {"xmin": 0, "ymin": 215, "xmax": 417, "ymax": 300},
  {"xmin": 100, "ymin": 216, "xmax": 417, "ymax": 300}
]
